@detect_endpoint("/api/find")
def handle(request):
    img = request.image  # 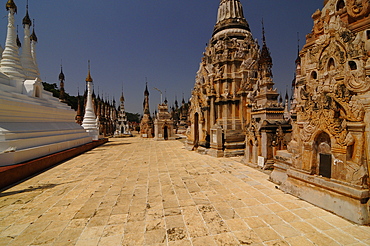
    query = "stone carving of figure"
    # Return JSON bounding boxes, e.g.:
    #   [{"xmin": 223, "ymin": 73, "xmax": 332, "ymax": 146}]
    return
[
  {"xmin": 214, "ymin": 39, "xmax": 224, "ymax": 51},
  {"xmin": 348, "ymin": 99, "xmax": 365, "ymax": 120},
  {"xmin": 216, "ymin": 64, "xmax": 225, "ymax": 79},
  {"xmin": 235, "ymin": 42, "xmax": 245, "ymax": 59}
]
